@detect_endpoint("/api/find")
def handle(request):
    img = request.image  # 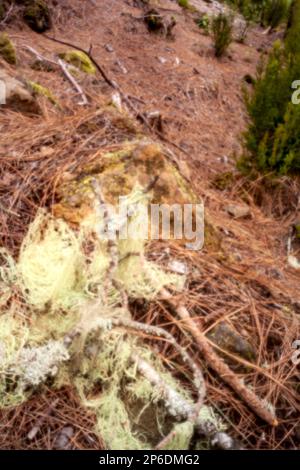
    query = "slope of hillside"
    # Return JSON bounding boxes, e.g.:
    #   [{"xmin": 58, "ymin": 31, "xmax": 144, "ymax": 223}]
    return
[{"xmin": 0, "ymin": 0, "xmax": 299, "ymax": 450}]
